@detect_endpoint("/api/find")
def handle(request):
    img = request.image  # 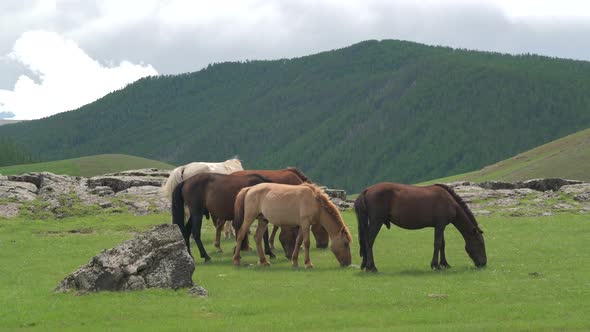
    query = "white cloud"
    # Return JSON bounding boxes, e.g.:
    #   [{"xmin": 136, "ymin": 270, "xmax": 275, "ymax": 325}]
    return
[{"xmin": 0, "ymin": 30, "xmax": 157, "ymax": 120}]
